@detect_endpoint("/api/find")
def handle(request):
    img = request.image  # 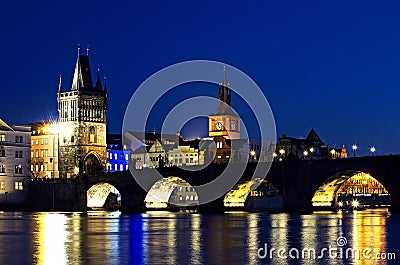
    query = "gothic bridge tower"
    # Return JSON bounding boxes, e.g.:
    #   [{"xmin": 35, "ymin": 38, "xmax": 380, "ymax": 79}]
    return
[{"xmin": 57, "ymin": 46, "xmax": 108, "ymax": 178}]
